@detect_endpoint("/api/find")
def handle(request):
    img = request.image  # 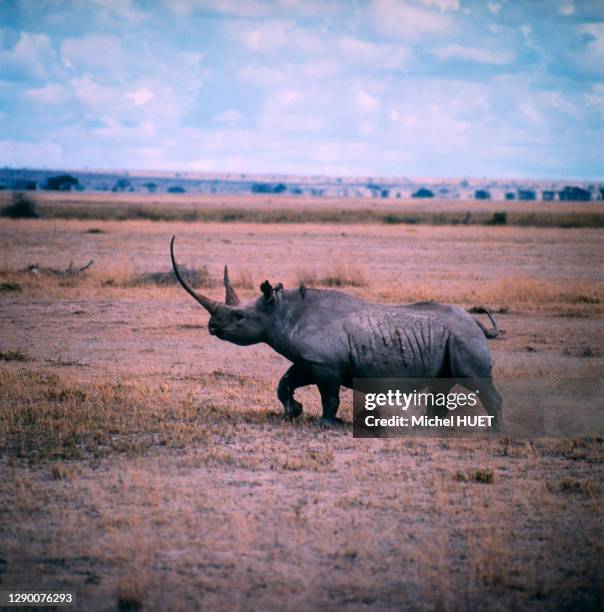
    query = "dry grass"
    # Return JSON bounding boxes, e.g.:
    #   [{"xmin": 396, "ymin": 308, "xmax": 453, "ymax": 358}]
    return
[
  {"xmin": 1, "ymin": 191, "xmax": 602, "ymax": 227},
  {"xmin": 234, "ymin": 266, "xmax": 255, "ymax": 290},
  {"xmin": 0, "ymin": 210, "xmax": 602, "ymax": 610},
  {"xmin": 295, "ymin": 261, "xmax": 369, "ymax": 287},
  {"xmin": 1, "ymin": 366, "xmax": 602, "ymax": 609},
  {"xmin": 1, "ymin": 263, "xmax": 602, "ymax": 310}
]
